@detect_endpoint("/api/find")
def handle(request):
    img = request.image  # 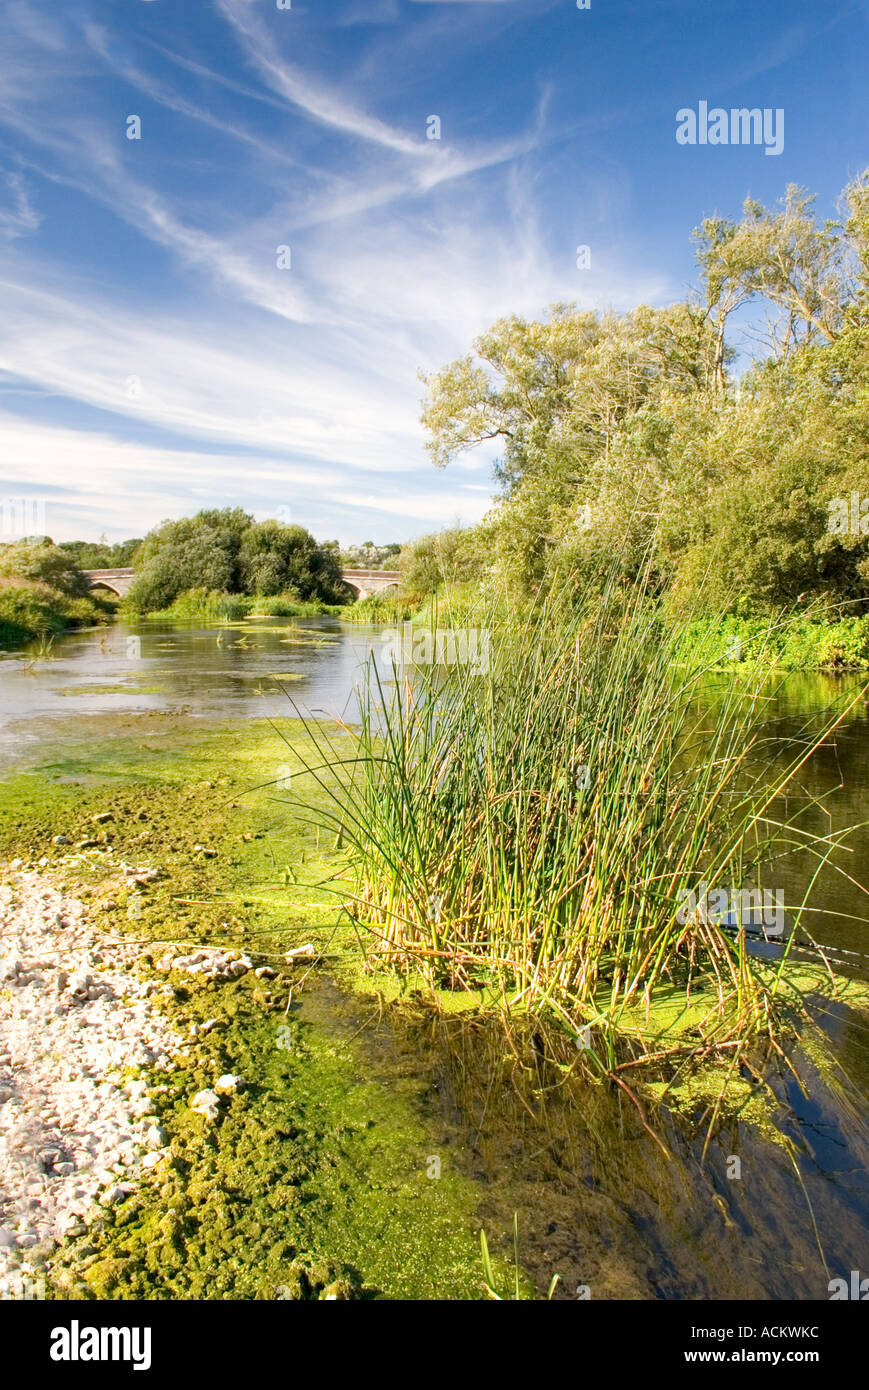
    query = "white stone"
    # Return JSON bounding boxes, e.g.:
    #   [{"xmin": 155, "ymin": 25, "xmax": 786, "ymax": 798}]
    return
[{"xmin": 190, "ymin": 1089, "xmax": 221, "ymax": 1119}]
